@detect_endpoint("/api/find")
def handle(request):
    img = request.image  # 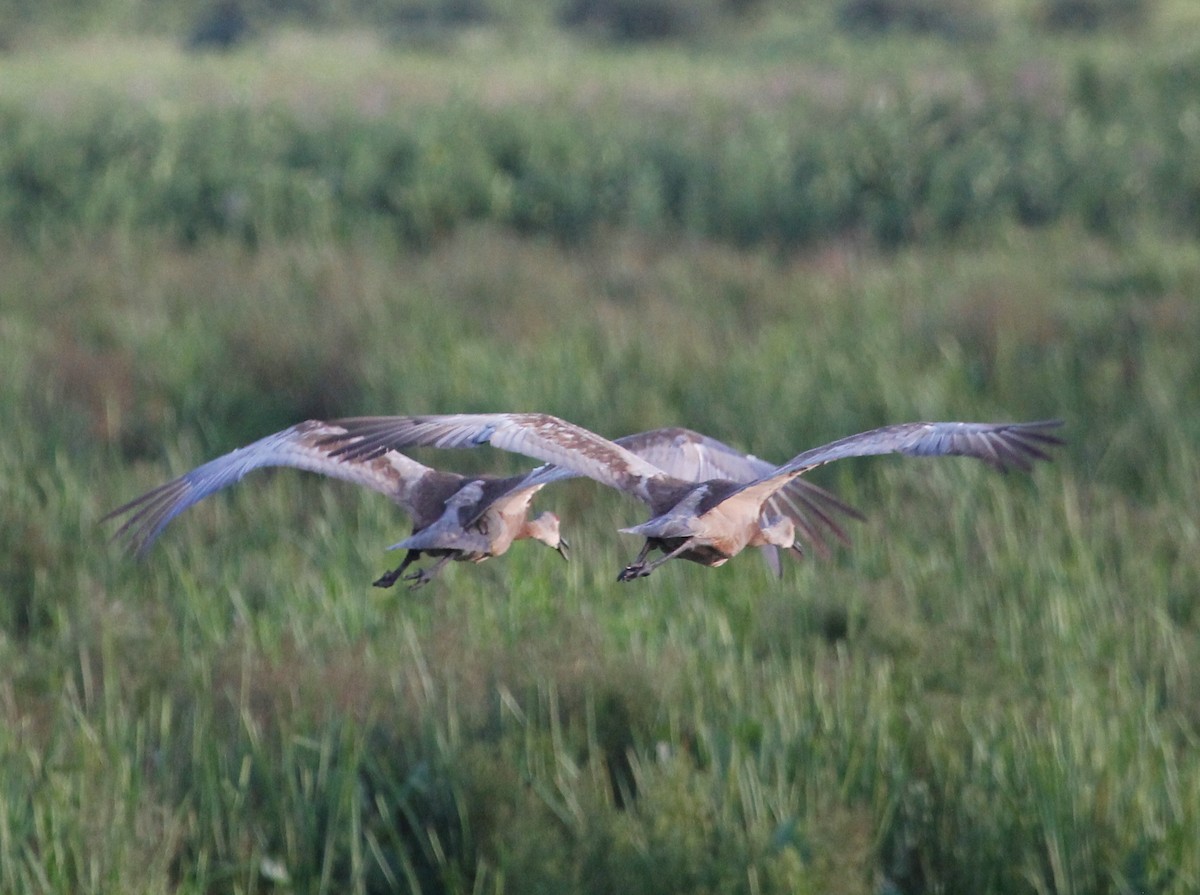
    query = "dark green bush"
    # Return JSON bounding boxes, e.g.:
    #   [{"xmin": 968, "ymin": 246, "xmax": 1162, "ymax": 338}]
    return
[
  {"xmin": 1, "ymin": 57, "xmax": 1199, "ymax": 250},
  {"xmin": 186, "ymin": 1, "xmax": 253, "ymax": 50},
  {"xmin": 559, "ymin": 0, "xmax": 762, "ymax": 42},
  {"xmin": 838, "ymin": 0, "xmax": 996, "ymax": 41},
  {"xmin": 0, "ymin": 0, "xmax": 501, "ymax": 43},
  {"xmin": 1036, "ymin": 0, "xmax": 1155, "ymax": 31},
  {"xmin": 560, "ymin": 0, "xmax": 721, "ymax": 41}
]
